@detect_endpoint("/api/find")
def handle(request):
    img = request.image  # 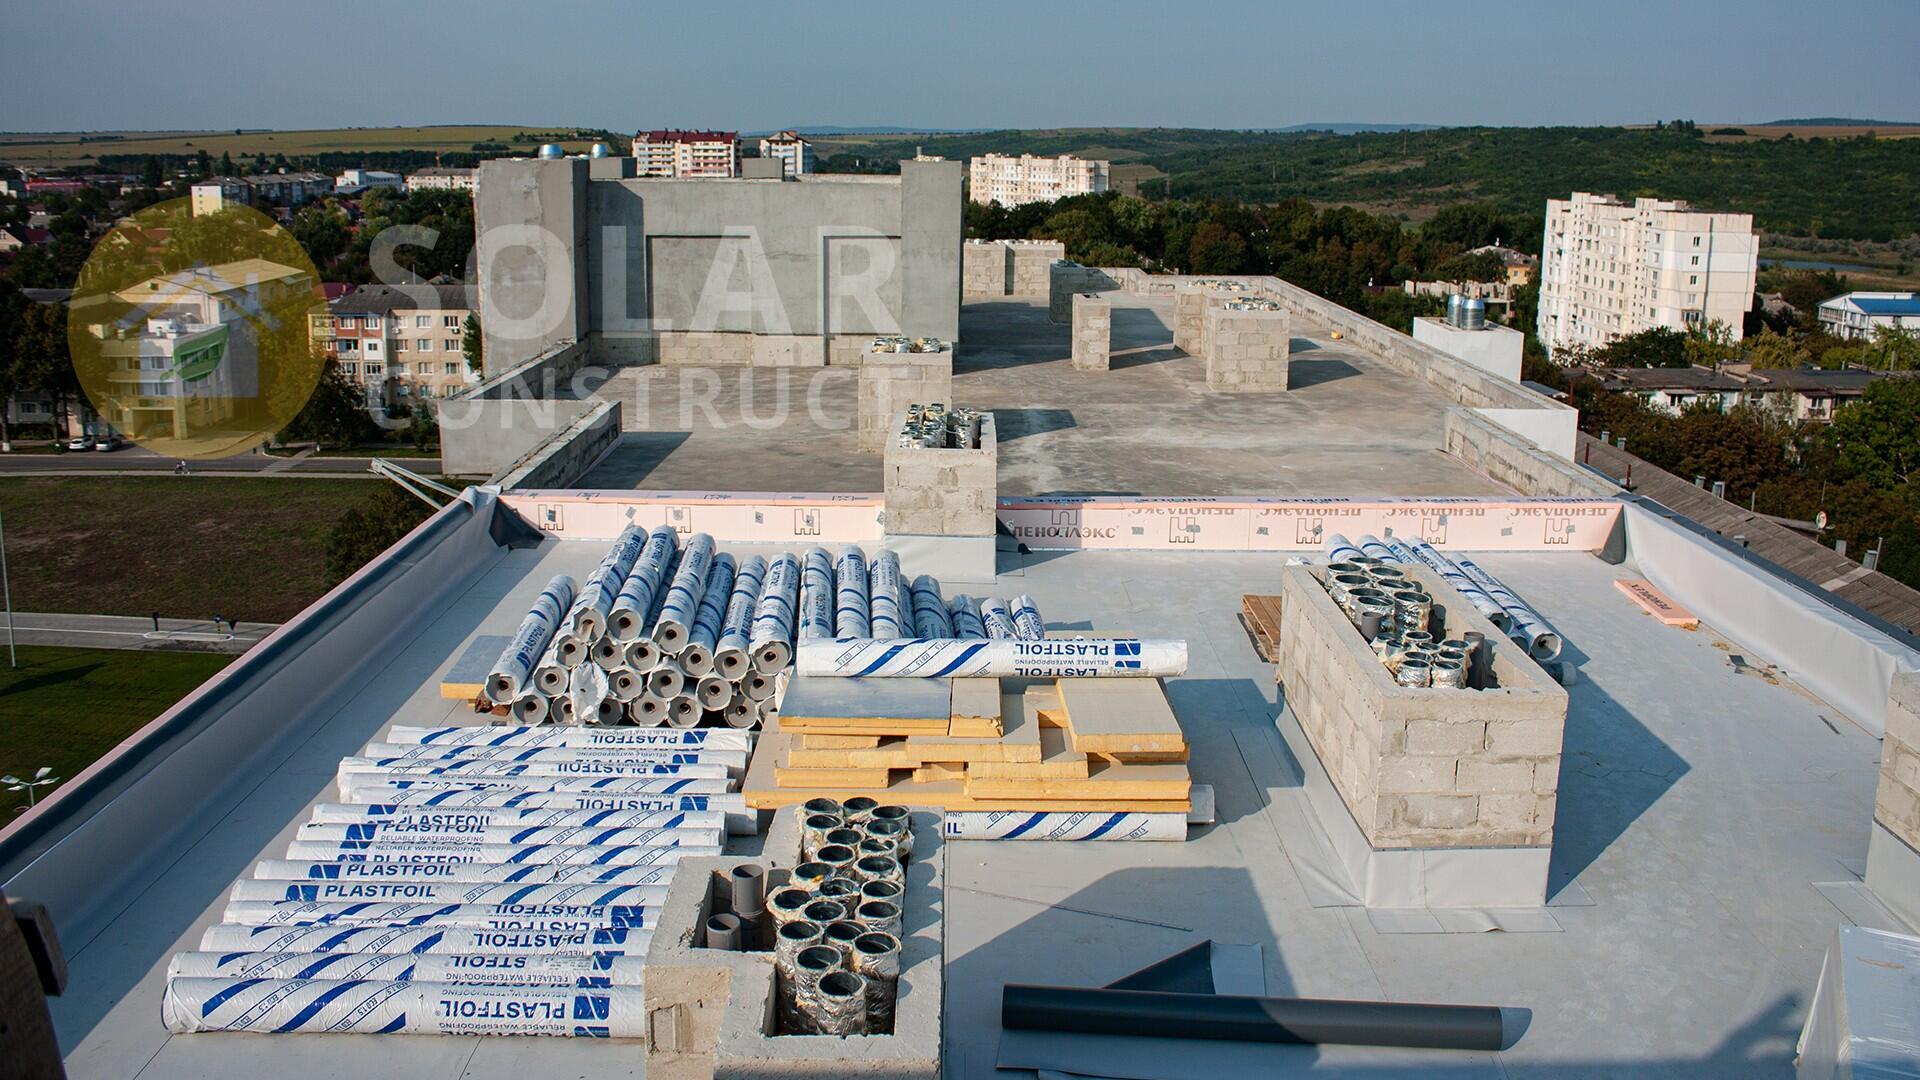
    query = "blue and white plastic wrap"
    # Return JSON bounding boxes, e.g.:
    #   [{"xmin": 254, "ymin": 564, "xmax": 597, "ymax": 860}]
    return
[
  {"xmin": 169, "ymin": 949, "xmax": 647, "ymax": 987},
  {"xmin": 382, "ymin": 726, "xmax": 754, "ymax": 751},
  {"xmin": 947, "ymin": 595, "xmax": 988, "ymax": 639},
  {"xmin": 833, "ymin": 547, "xmax": 870, "ymax": 638},
  {"xmin": 978, "ymin": 597, "xmax": 1019, "ymax": 640},
  {"xmin": 1009, "ymin": 595, "xmax": 1046, "ymax": 640},
  {"xmin": 608, "ymin": 525, "xmax": 679, "ymax": 640},
  {"xmin": 654, "ymin": 532, "xmax": 716, "ymax": 651},
  {"xmin": 1398, "ymin": 539, "xmax": 1511, "ymax": 630},
  {"xmin": 283, "ymin": 841, "xmax": 720, "ymax": 865},
  {"xmin": 941, "ymin": 811, "xmax": 1187, "ymax": 842},
  {"xmin": 683, "ymin": 552, "xmax": 737, "ymax": 673},
  {"xmin": 1356, "ymin": 533, "xmax": 1397, "ymax": 563},
  {"xmin": 867, "ymin": 550, "xmax": 906, "ymax": 639},
  {"xmin": 566, "ymin": 662, "xmax": 610, "ymax": 728},
  {"xmin": 797, "ymin": 546, "xmax": 836, "ymax": 641},
  {"xmin": 338, "ymin": 762, "xmax": 732, "ymax": 798},
  {"xmin": 713, "ymin": 554, "xmax": 767, "ymax": 679},
  {"xmin": 910, "ymin": 575, "xmax": 955, "ymax": 639},
  {"xmin": 336, "ymin": 756, "xmax": 742, "ymax": 791},
  {"xmin": 347, "ymin": 742, "xmax": 750, "ymax": 770},
  {"xmin": 200, "ymin": 923, "xmax": 650, "ymax": 957},
  {"xmin": 307, "ymin": 800, "xmax": 749, "ymax": 836},
  {"xmin": 750, "ymin": 552, "xmax": 802, "ymax": 671},
  {"xmin": 1452, "ymin": 555, "xmax": 1563, "ymax": 660},
  {"xmin": 341, "ymin": 781, "xmax": 732, "ymax": 808},
  {"xmin": 1322, "ymin": 532, "xmax": 1365, "ymax": 564},
  {"xmin": 162, "ymin": 977, "xmax": 647, "ymax": 1037},
  {"xmin": 253, "ymin": 859, "xmax": 679, "ymax": 886},
  {"xmin": 567, "ymin": 524, "xmax": 649, "ymax": 641},
  {"xmin": 485, "ymin": 575, "xmax": 577, "ymax": 704},
  {"xmin": 299, "ymin": 815, "xmax": 724, "ymax": 847},
  {"xmin": 220, "ymin": 900, "xmax": 654, "ymax": 932},
  {"xmin": 796, "ymin": 638, "xmax": 1187, "ymax": 678},
  {"xmin": 229, "ymin": 879, "xmax": 671, "ymax": 908}
]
